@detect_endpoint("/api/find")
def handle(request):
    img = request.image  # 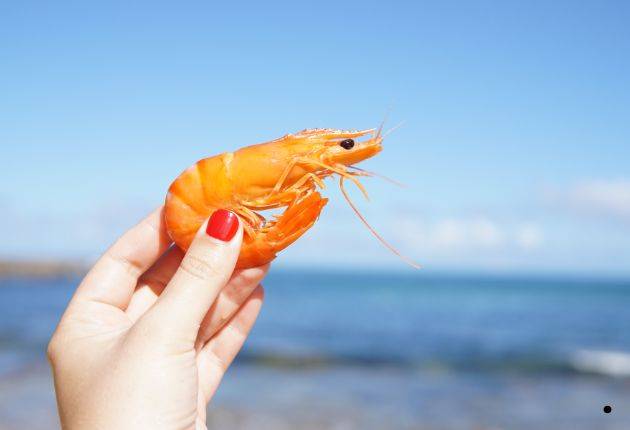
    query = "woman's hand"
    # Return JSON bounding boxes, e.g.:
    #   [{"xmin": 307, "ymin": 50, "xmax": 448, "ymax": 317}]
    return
[{"xmin": 48, "ymin": 208, "xmax": 268, "ymax": 430}]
